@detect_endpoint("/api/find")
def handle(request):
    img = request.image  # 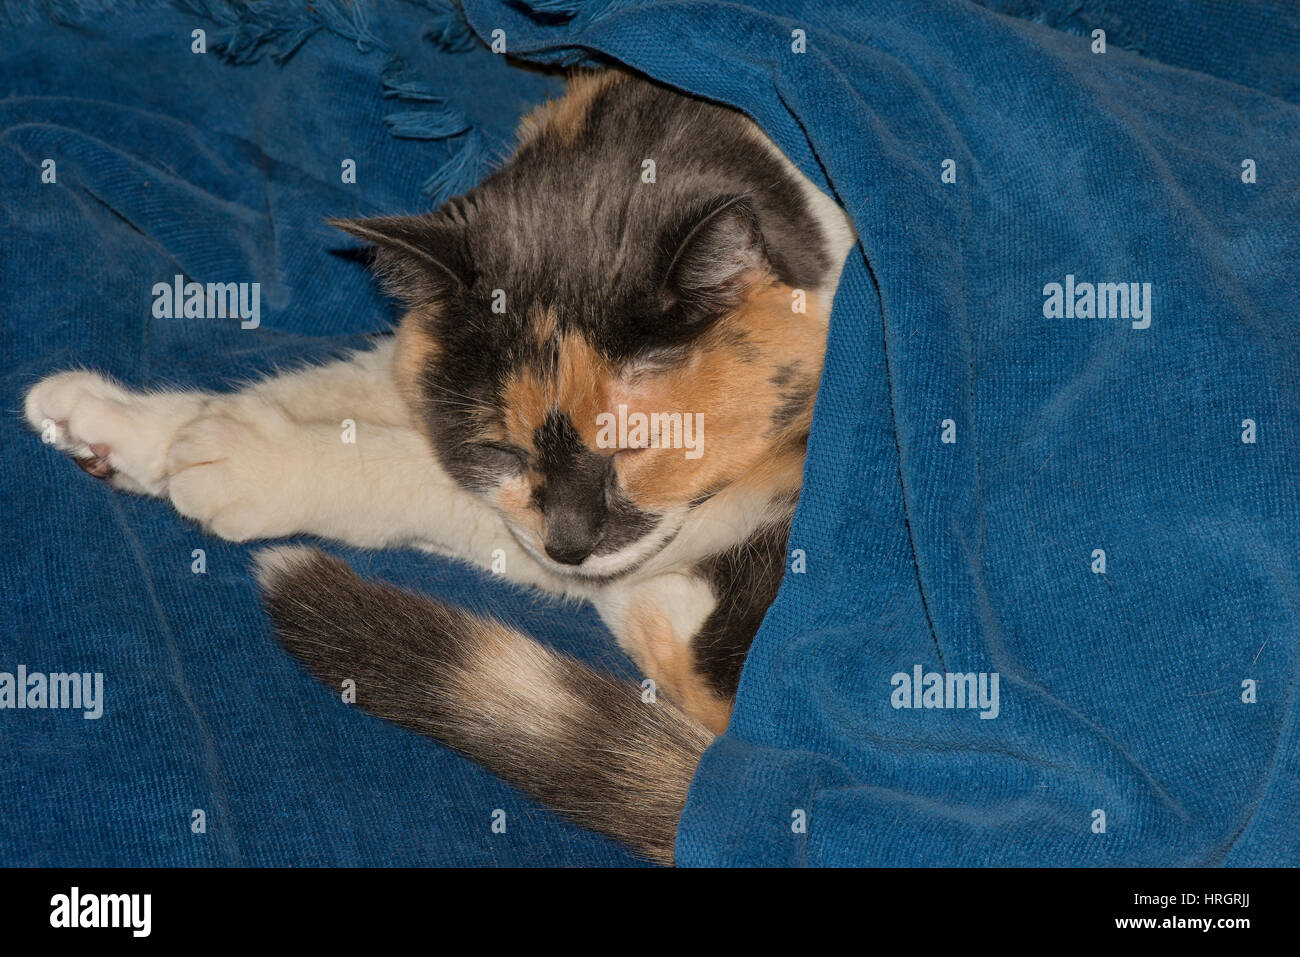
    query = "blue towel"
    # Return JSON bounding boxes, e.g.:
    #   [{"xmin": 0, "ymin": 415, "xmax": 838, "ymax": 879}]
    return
[{"xmin": 3, "ymin": 0, "xmax": 1297, "ymax": 867}]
